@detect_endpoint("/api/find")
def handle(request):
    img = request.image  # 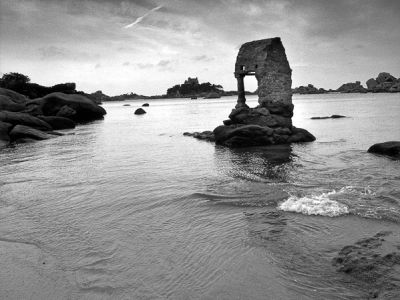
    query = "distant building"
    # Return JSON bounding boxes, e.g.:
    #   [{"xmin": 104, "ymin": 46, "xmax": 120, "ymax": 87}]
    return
[{"xmin": 184, "ymin": 77, "xmax": 199, "ymax": 85}]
